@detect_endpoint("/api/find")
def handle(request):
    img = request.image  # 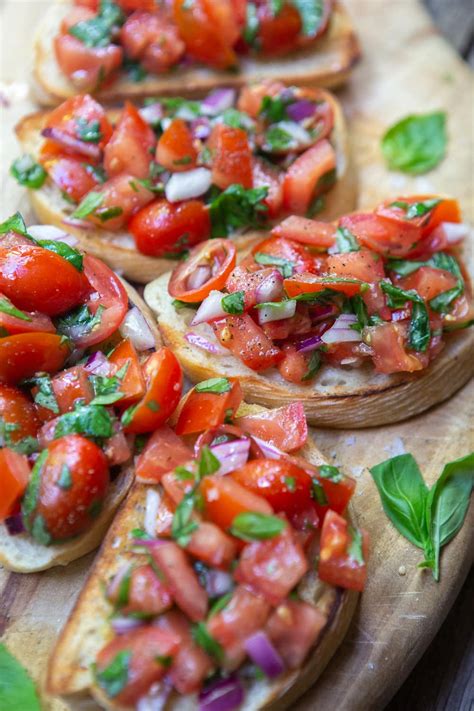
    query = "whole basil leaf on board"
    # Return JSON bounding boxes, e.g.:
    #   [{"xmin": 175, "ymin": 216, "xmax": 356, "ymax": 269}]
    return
[
  {"xmin": 381, "ymin": 111, "xmax": 447, "ymax": 174},
  {"xmin": 0, "ymin": 644, "xmax": 41, "ymax": 711}
]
